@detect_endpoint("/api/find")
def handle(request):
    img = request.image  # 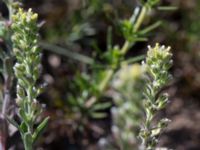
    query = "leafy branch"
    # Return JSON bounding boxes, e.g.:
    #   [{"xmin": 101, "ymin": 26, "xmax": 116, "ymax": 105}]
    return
[{"xmin": 98, "ymin": 0, "xmax": 161, "ymax": 94}]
